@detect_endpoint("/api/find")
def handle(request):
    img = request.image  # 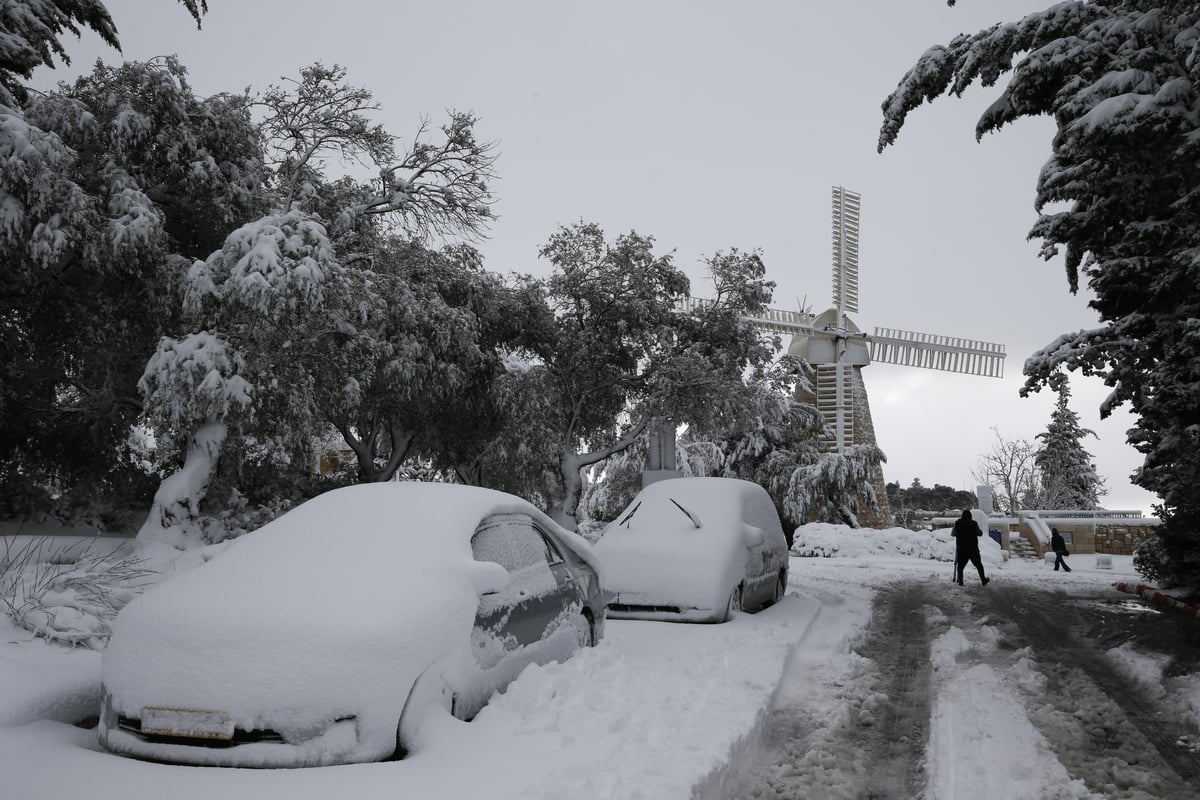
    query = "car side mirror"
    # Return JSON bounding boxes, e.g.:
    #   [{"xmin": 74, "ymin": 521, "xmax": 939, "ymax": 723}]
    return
[
  {"xmin": 742, "ymin": 524, "xmax": 764, "ymax": 547},
  {"xmin": 469, "ymin": 560, "xmax": 510, "ymax": 596}
]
